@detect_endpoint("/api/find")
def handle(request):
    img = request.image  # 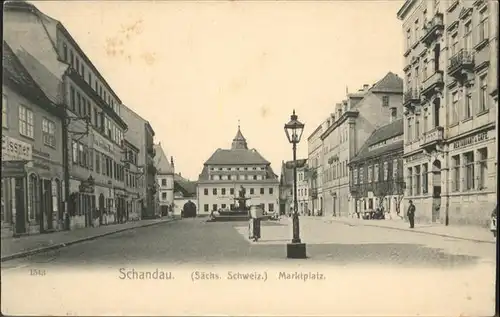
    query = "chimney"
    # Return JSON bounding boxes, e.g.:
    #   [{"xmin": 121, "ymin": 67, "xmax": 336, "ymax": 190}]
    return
[
  {"xmin": 363, "ymin": 84, "xmax": 369, "ymax": 91},
  {"xmin": 170, "ymin": 156, "xmax": 174, "ymax": 167}
]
